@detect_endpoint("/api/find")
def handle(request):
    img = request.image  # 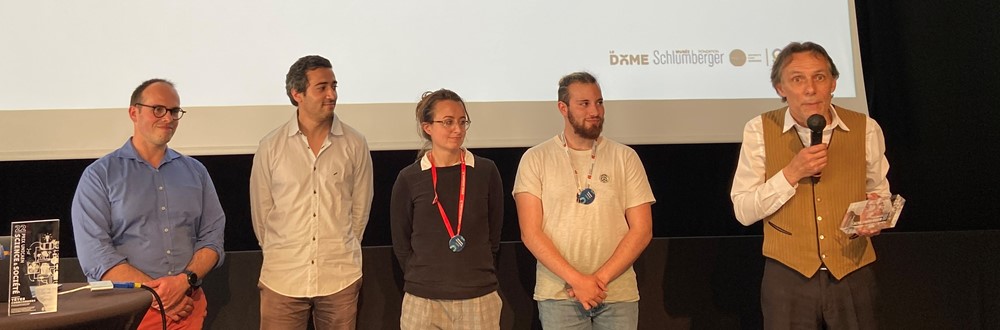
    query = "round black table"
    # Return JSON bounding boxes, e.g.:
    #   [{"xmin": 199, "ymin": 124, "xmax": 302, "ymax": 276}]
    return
[{"xmin": 0, "ymin": 283, "xmax": 152, "ymax": 330}]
